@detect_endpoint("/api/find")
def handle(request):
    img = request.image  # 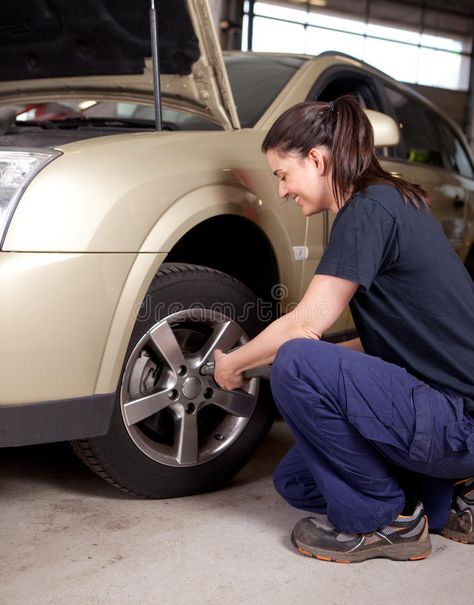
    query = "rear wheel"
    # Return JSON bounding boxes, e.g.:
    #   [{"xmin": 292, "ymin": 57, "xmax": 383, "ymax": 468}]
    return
[{"xmin": 72, "ymin": 263, "xmax": 274, "ymax": 497}]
